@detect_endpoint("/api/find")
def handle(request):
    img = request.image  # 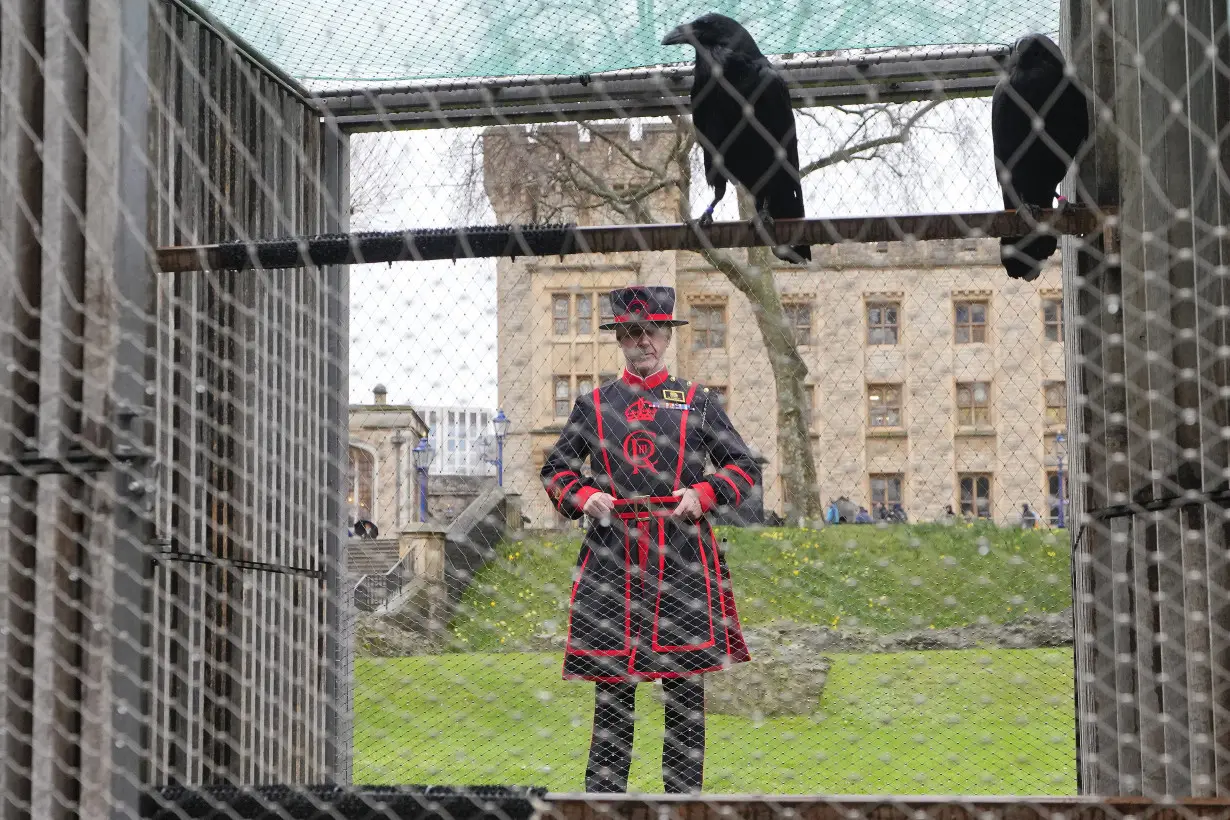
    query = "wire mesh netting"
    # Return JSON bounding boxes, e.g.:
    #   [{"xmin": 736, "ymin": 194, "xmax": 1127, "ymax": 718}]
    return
[
  {"xmin": 193, "ymin": 0, "xmax": 1059, "ymax": 82},
  {"xmin": 1, "ymin": 0, "xmax": 1229, "ymax": 816}
]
